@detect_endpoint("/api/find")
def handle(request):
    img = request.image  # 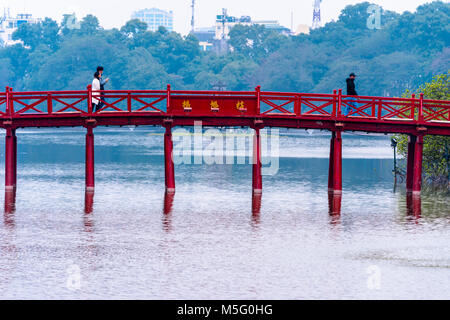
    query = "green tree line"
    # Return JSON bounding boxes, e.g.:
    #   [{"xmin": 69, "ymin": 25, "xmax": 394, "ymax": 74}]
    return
[{"xmin": 0, "ymin": 1, "xmax": 448, "ymax": 96}]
